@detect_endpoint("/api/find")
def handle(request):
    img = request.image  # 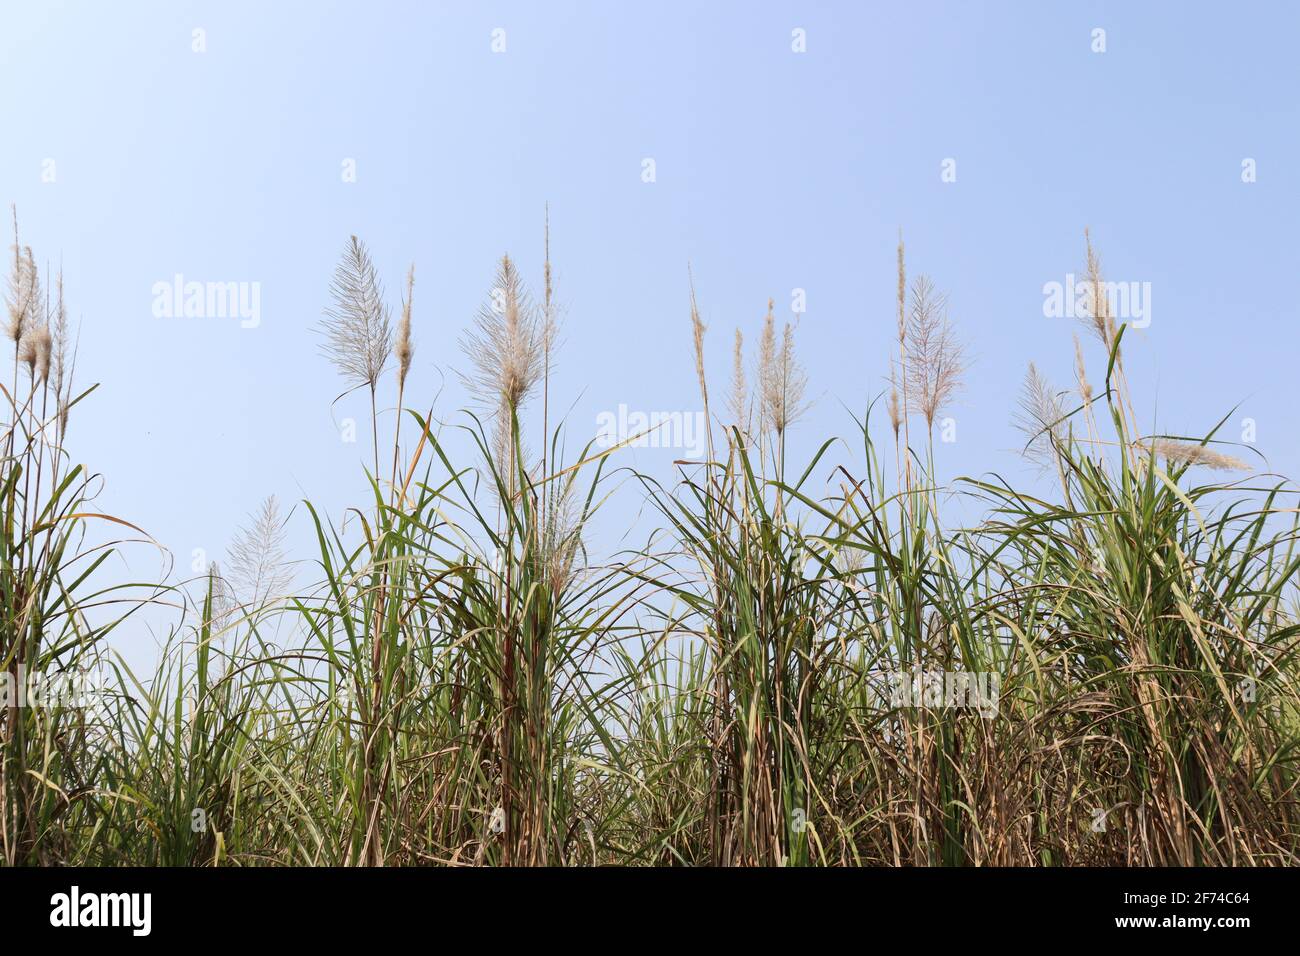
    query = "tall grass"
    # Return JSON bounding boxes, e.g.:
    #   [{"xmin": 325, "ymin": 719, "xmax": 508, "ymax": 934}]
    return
[{"xmin": 3, "ymin": 210, "xmax": 1296, "ymax": 866}]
